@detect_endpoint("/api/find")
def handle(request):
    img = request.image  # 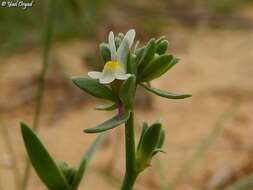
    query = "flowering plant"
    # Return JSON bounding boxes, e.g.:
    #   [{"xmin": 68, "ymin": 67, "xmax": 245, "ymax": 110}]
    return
[{"xmin": 21, "ymin": 29, "xmax": 191, "ymax": 190}]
